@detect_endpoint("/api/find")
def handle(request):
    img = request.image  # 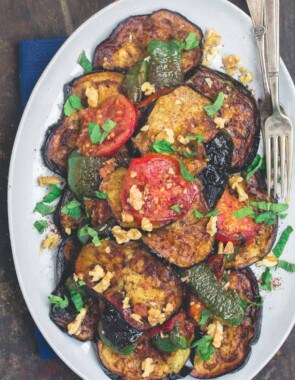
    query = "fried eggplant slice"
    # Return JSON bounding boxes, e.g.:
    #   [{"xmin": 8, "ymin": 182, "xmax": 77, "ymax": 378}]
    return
[
  {"xmin": 98, "ymin": 333, "xmax": 191, "ymax": 380},
  {"xmin": 55, "ymin": 237, "xmax": 82, "ymax": 284},
  {"xmin": 42, "ymin": 71, "xmax": 124, "ymax": 175},
  {"xmin": 75, "ymin": 240, "xmax": 182, "ymax": 330},
  {"xmin": 93, "ymin": 9, "xmax": 203, "ymax": 73},
  {"xmin": 190, "ymin": 267, "xmax": 262, "ymax": 378},
  {"xmin": 133, "ymin": 85, "xmax": 217, "ymax": 156},
  {"xmin": 50, "ymin": 280, "xmax": 100, "ymax": 342},
  {"xmin": 142, "ymin": 179, "xmax": 215, "ymax": 268},
  {"xmin": 222, "ymin": 173, "xmax": 277, "ymax": 269},
  {"xmin": 186, "ymin": 66, "xmax": 260, "ymax": 172}
]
